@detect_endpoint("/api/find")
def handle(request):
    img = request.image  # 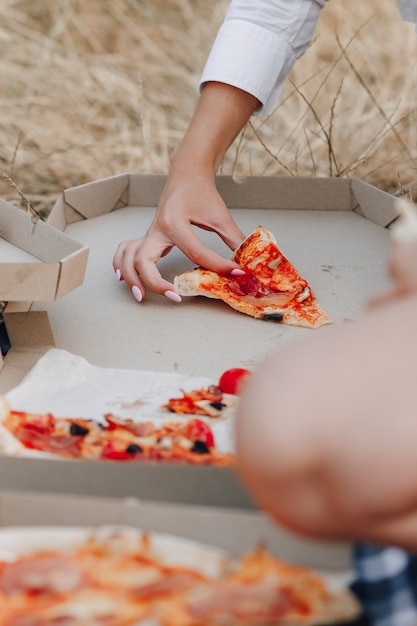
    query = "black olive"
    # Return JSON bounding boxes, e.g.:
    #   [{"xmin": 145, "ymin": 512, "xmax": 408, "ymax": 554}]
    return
[
  {"xmin": 126, "ymin": 443, "xmax": 143, "ymax": 454},
  {"xmin": 262, "ymin": 313, "xmax": 283, "ymax": 322},
  {"xmin": 69, "ymin": 422, "xmax": 90, "ymax": 437},
  {"xmin": 191, "ymin": 440, "xmax": 210, "ymax": 454},
  {"xmin": 210, "ymin": 402, "xmax": 226, "ymax": 410}
]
